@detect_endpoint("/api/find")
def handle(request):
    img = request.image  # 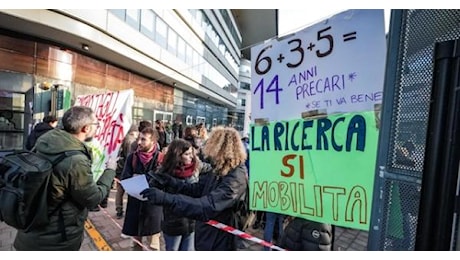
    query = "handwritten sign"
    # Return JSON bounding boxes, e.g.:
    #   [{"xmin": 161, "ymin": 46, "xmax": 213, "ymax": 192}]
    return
[
  {"xmin": 249, "ymin": 111, "xmax": 378, "ymax": 230},
  {"xmin": 75, "ymin": 89, "xmax": 134, "ymax": 181},
  {"xmin": 251, "ymin": 9, "xmax": 386, "ymax": 122}
]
